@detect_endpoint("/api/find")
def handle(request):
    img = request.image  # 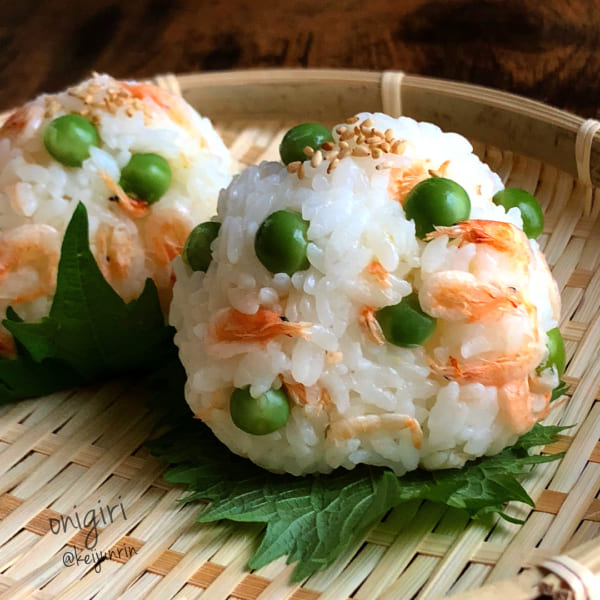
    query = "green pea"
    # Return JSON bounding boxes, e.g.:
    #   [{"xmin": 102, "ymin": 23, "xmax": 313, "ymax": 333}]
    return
[
  {"xmin": 255, "ymin": 210, "xmax": 310, "ymax": 275},
  {"xmin": 492, "ymin": 188, "xmax": 544, "ymax": 238},
  {"xmin": 230, "ymin": 386, "xmax": 290, "ymax": 435},
  {"xmin": 537, "ymin": 327, "xmax": 566, "ymax": 376},
  {"xmin": 404, "ymin": 177, "xmax": 471, "ymax": 239},
  {"xmin": 182, "ymin": 221, "xmax": 220, "ymax": 272},
  {"xmin": 279, "ymin": 123, "xmax": 334, "ymax": 165},
  {"xmin": 43, "ymin": 114, "xmax": 100, "ymax": 167},
  {"xmin": 375, "ymin": 293, "xmax": 436, "ymax": 347},
  {"xmin": 119, "ymin": 153, "xmax": 172, "ymax": 204}
]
